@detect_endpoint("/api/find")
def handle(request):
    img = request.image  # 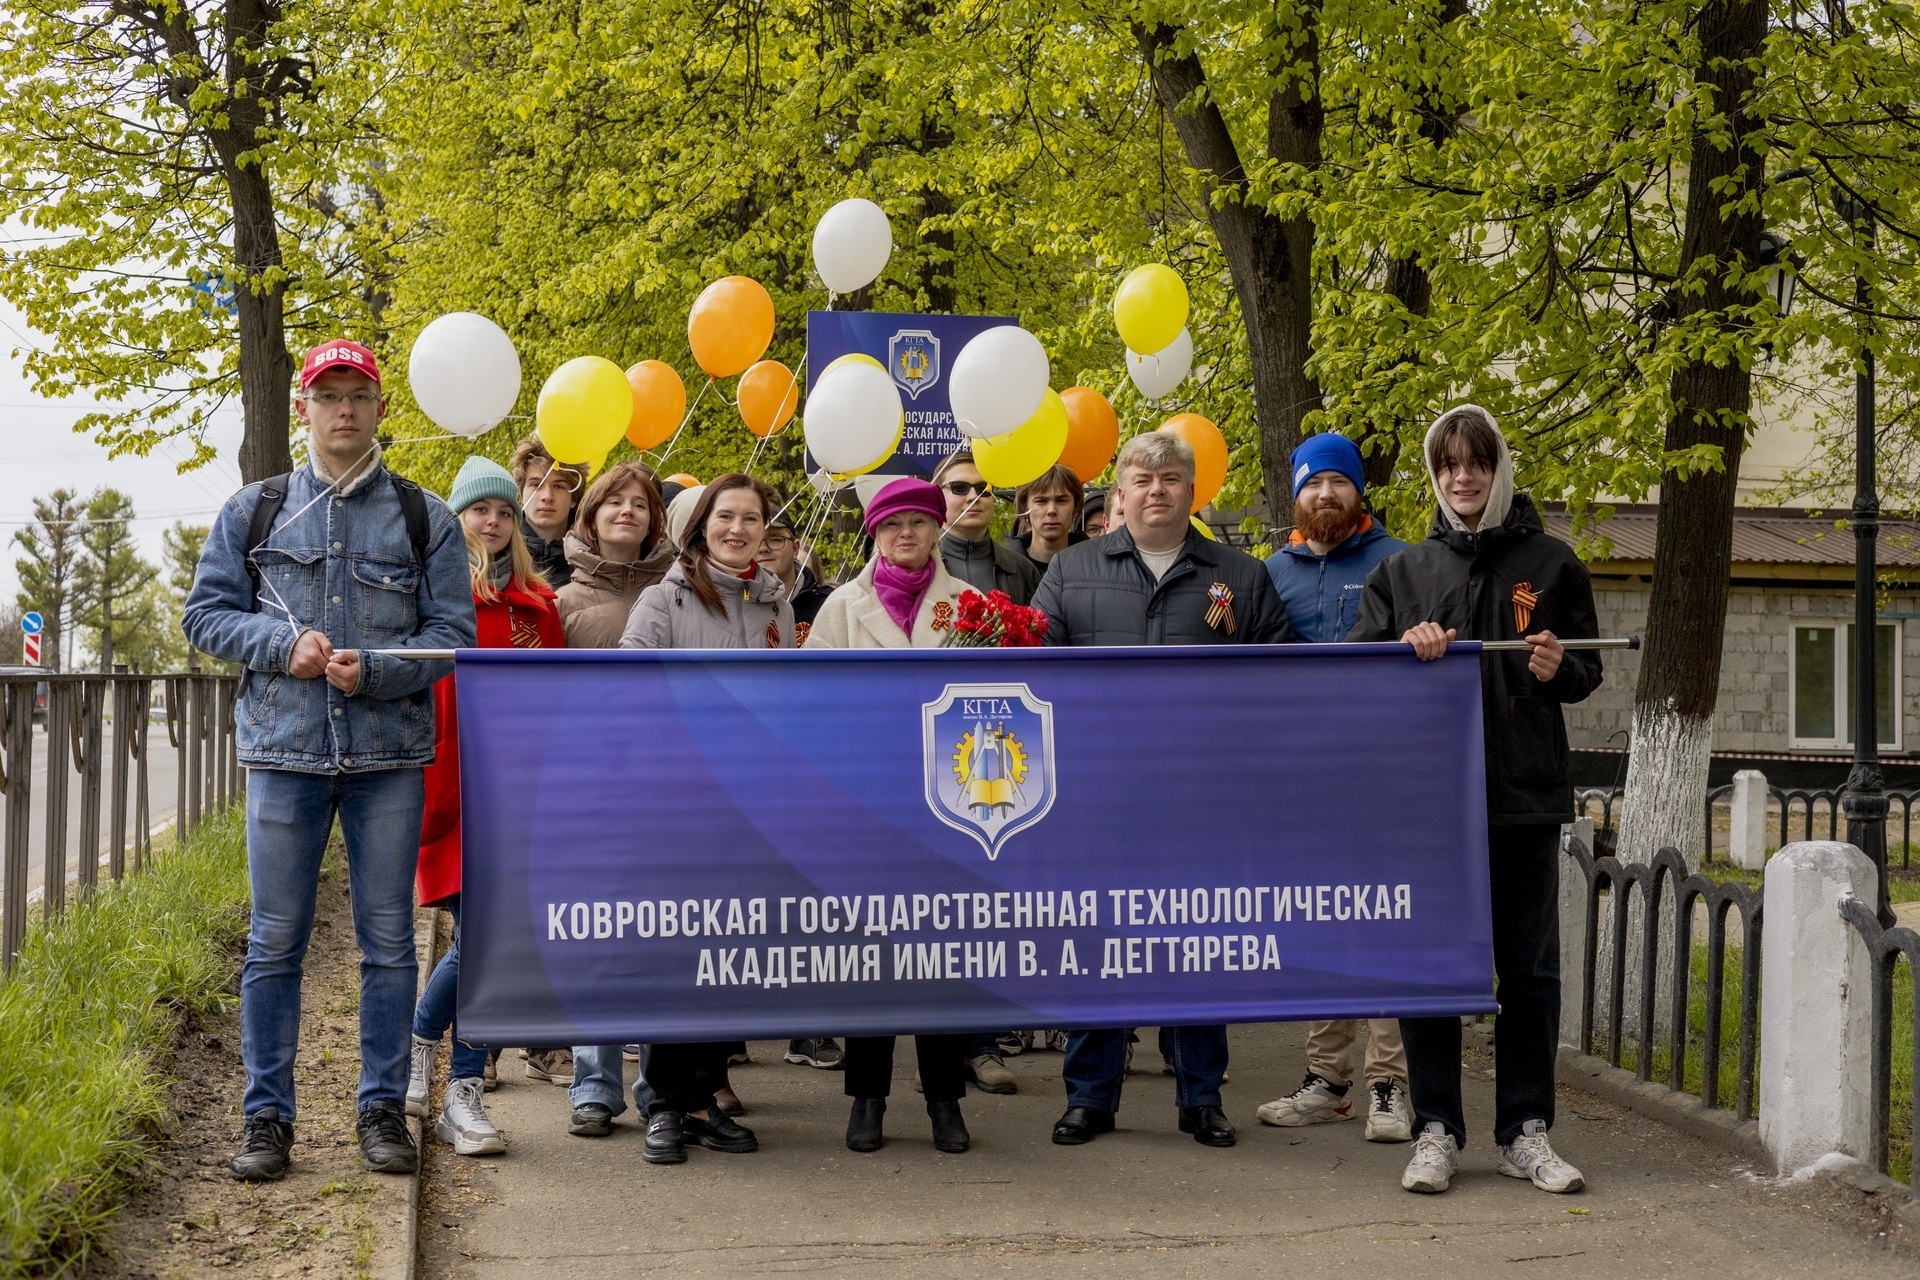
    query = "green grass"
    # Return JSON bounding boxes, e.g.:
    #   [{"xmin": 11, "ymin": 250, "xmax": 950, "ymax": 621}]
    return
[
  {"xmin": 1600, "ymin": 938, "xmax": 1914, "ymax": 1185},
  {"xmin": 0, "ymin": 808, "xmax": 250, "ymax": 1278}
]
